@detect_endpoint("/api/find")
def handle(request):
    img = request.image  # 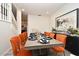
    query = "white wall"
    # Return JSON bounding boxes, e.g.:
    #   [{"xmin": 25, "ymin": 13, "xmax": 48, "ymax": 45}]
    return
[
  {"xmin": 51, "ymin": 3, "xmax": 79, "ymax": 29},
  {"xmin": 0, "ymin": 21, "xmax": 17, "ymax": 55},
  {"xmin": 0, "ymin": 4, "xmax": 18, "ymax": 55},
  {"xmin": 28, "ymin": 15, "xmax": 51, "ymax": 35}
]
